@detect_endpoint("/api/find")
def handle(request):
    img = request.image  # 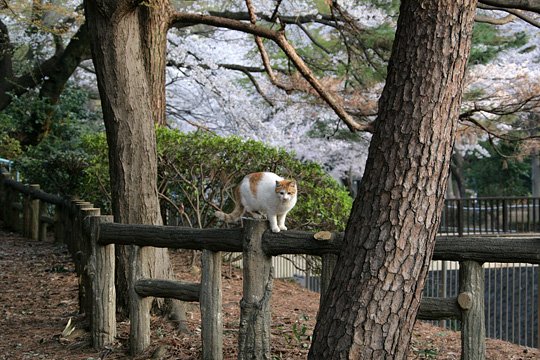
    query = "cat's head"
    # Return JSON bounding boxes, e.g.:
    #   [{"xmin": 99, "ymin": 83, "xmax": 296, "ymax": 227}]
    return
[{"xmin": 275, "ymin": 180, "xmax": 297, "ymax": 202}]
